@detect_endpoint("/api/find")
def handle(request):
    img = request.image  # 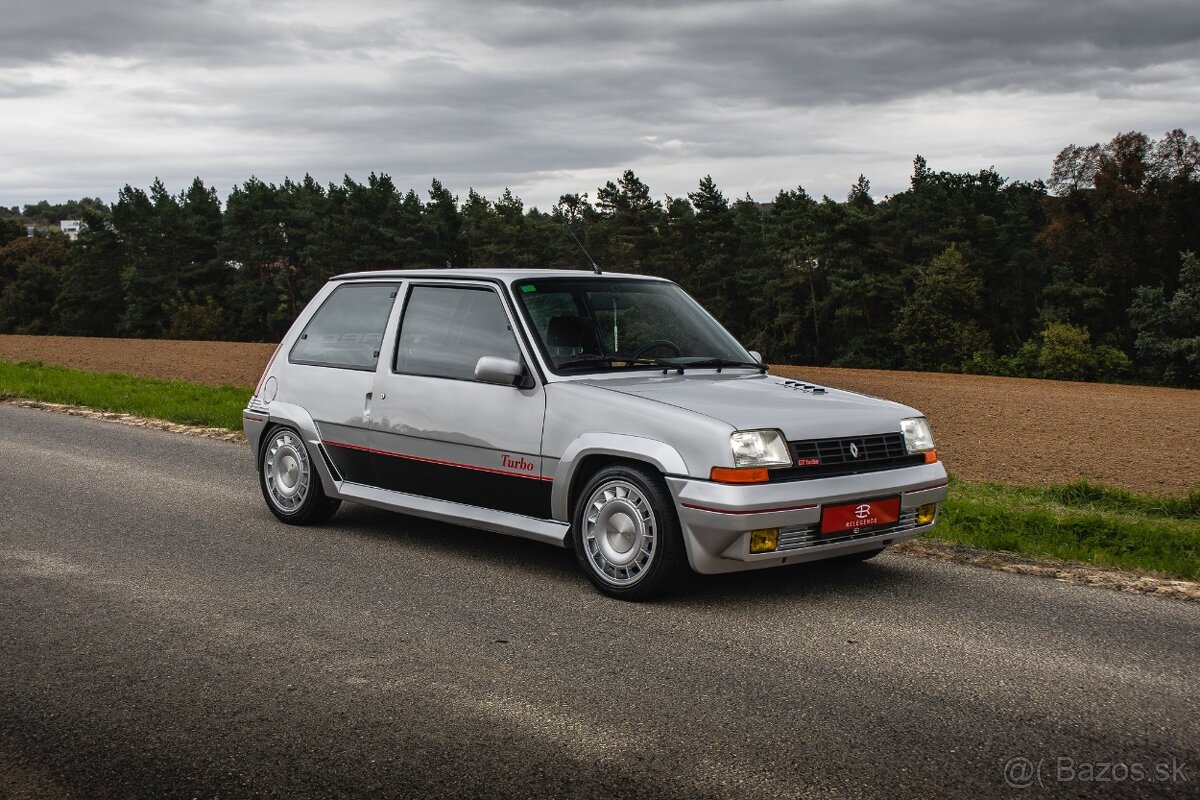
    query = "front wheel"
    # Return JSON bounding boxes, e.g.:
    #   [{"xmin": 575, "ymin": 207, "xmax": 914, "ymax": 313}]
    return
[
  {"xmin": 259, "ymin": 426, "xmax": 341, "ymax": 525},
  {"xmin": 572, "ymin": 464, "xmax": 687, "ymax": 600}
]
